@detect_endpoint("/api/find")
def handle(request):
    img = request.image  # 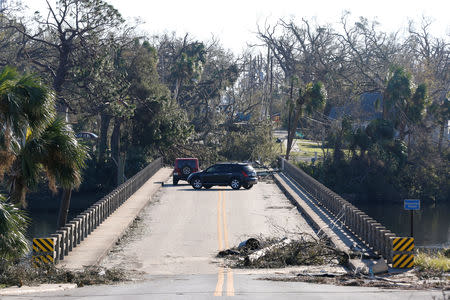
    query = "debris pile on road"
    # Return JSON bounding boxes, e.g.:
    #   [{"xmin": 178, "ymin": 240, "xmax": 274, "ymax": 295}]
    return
[
  {"xmin": 0, "ymin": 262, "xmax": 134, "ymax": 288},
  {"xmin": 218, "ymin": 234, "xmax": 348, "ymax": 268},
  {"xmin": 266, "ymin": 269, "xmax": 450, "ymax": 290}
]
